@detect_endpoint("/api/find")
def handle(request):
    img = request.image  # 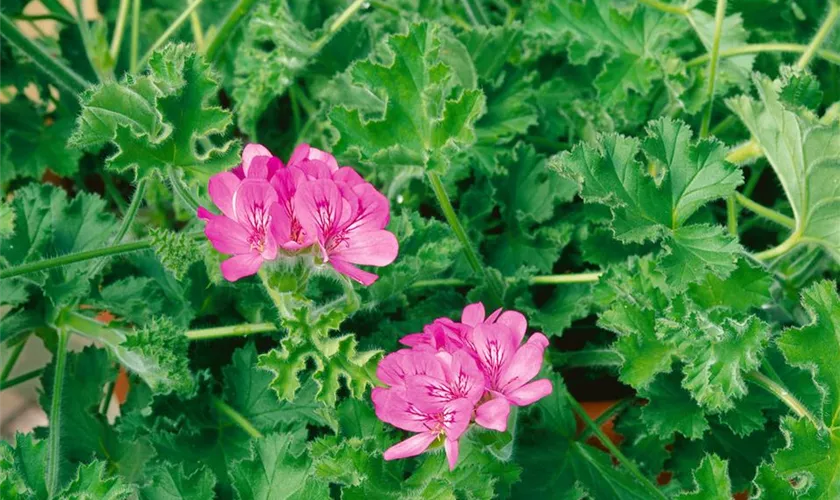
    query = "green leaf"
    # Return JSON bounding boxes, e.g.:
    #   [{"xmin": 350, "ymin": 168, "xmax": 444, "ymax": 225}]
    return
[
  {"xmin": 778, "ymin": 67, "xmax": 823, "ymax": 111},
  {"xmin": 0, "ymin": 433, "xmax": 47, "ymax": 499},
  {"xmin": 329, "ymin": 22, "xmax": 486, "ymax": 174},
  {"xmin": 688, "ymin": 10, "xmax": 755, "ymax": 94},
  {"xmin": 728, "ymin": 72, "xmax": 840, "ymax": 262},
  {"xmin": 139, "ymin": 463, "xmax": 217, "ymax": 500},
  {"xmin": 752, "ymin": 463, "xmax": 798, "ymax": 499},
  {"xmin": 455, "ymin": 24, "xmax": 522, "ymax": 84},
  {"xmin": 553, "ymin": 118, "xmax": 742, "ymax": 288},
  {"xmin": 92, "ymin": 277, "xmax": 167, "ymax": 325},
  {"xmin": 515, "ymin": 283, "xmax": 593, "ymax": 339},
  {"xmin": 675, "ymin": 454, "xmax": 732, "ymax": 500},
  {"xmin": 640, "ymin": 372, "xmax": 710, "ymax": 440},
  {"xmin": 122, "ymin": 316, "xmax": 195, "ymax": 395},
  {"xmin": 149, "ymin": 228, "xmax": 204, "ymax": 281},
  {"xmin": 69, "ymin": 43, "xmax": 240, "ymax": 180},
  {"xmin": 687, "ymin": 258, "xmax": 773, "ymax": 312},
  {"xmin": 229, "ymin": 430, "xmax": 321, "ymax": 500},
  {"xmin": 58, "ymin": 460, "xmax": 134, "ymax": 500},
  {"xmin": 0, "ymin": 184, "xmax": 118, "ymax": 306},
  {"xmin": 773, "ymin": 416, "xmax": 840, "ymax": 499}
]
